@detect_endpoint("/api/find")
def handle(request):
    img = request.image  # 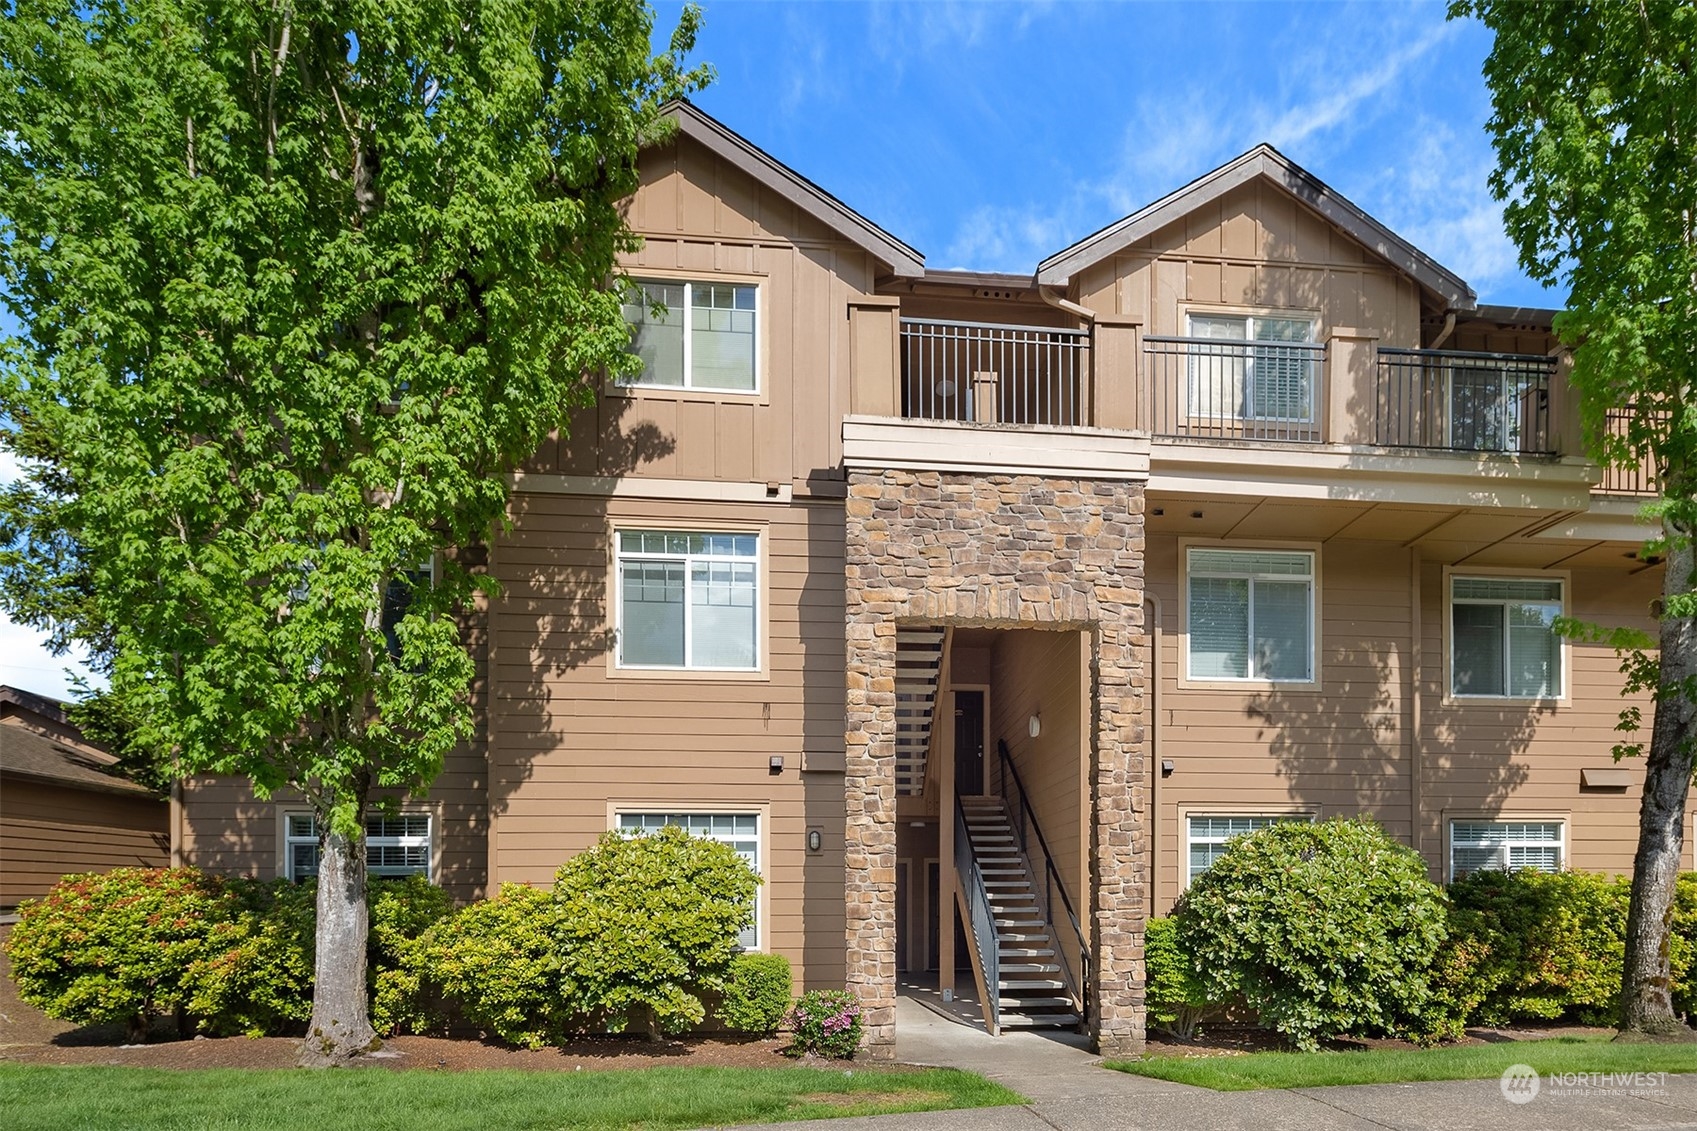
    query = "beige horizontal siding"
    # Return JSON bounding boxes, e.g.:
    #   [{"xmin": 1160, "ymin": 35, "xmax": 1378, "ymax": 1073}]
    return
[{"xmin": 1, "ymin": 777, "xmax": 168, "ymax": 907}]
